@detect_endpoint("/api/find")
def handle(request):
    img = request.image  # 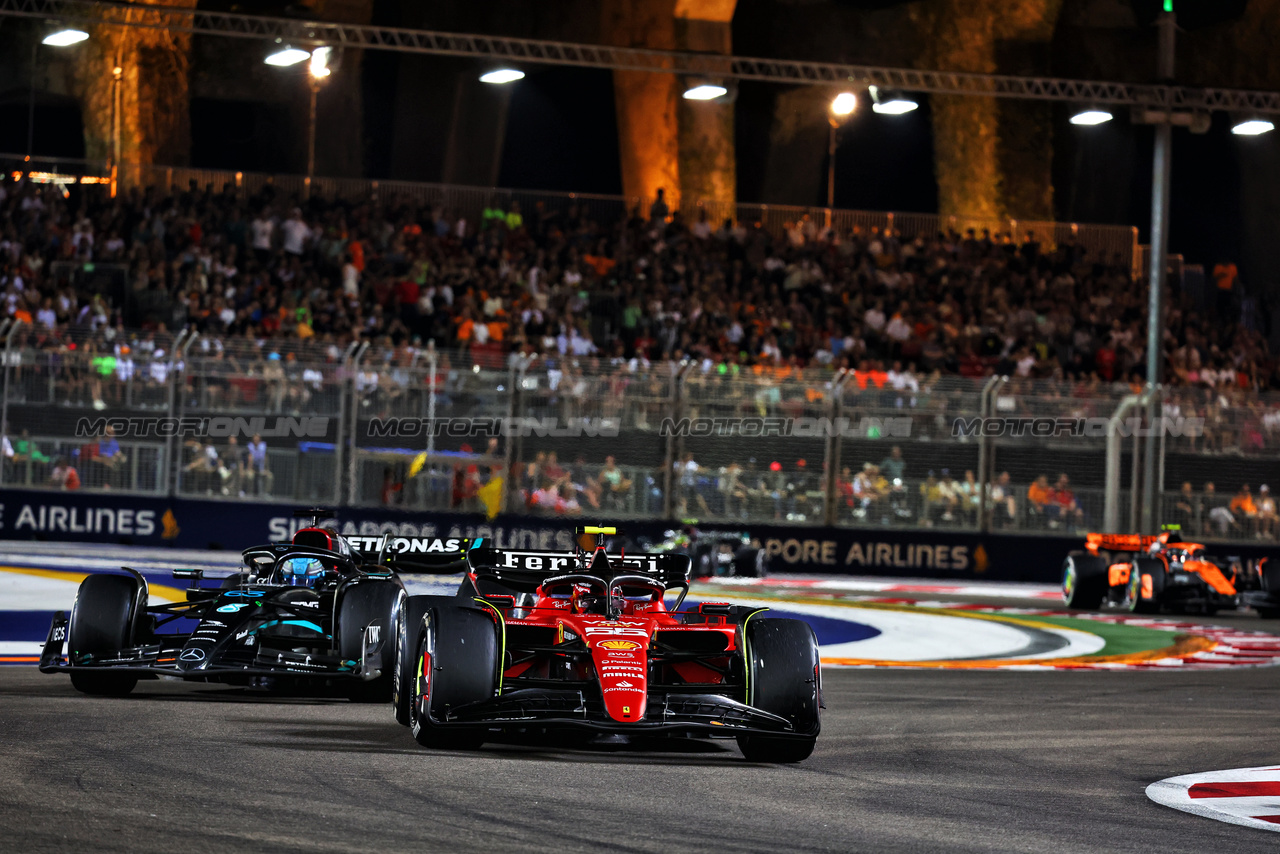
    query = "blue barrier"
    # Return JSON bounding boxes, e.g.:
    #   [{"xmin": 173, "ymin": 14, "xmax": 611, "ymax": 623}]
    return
[{"xmin": 10, "ymin": 486, "xmax": 1273, "ymax": 584}]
